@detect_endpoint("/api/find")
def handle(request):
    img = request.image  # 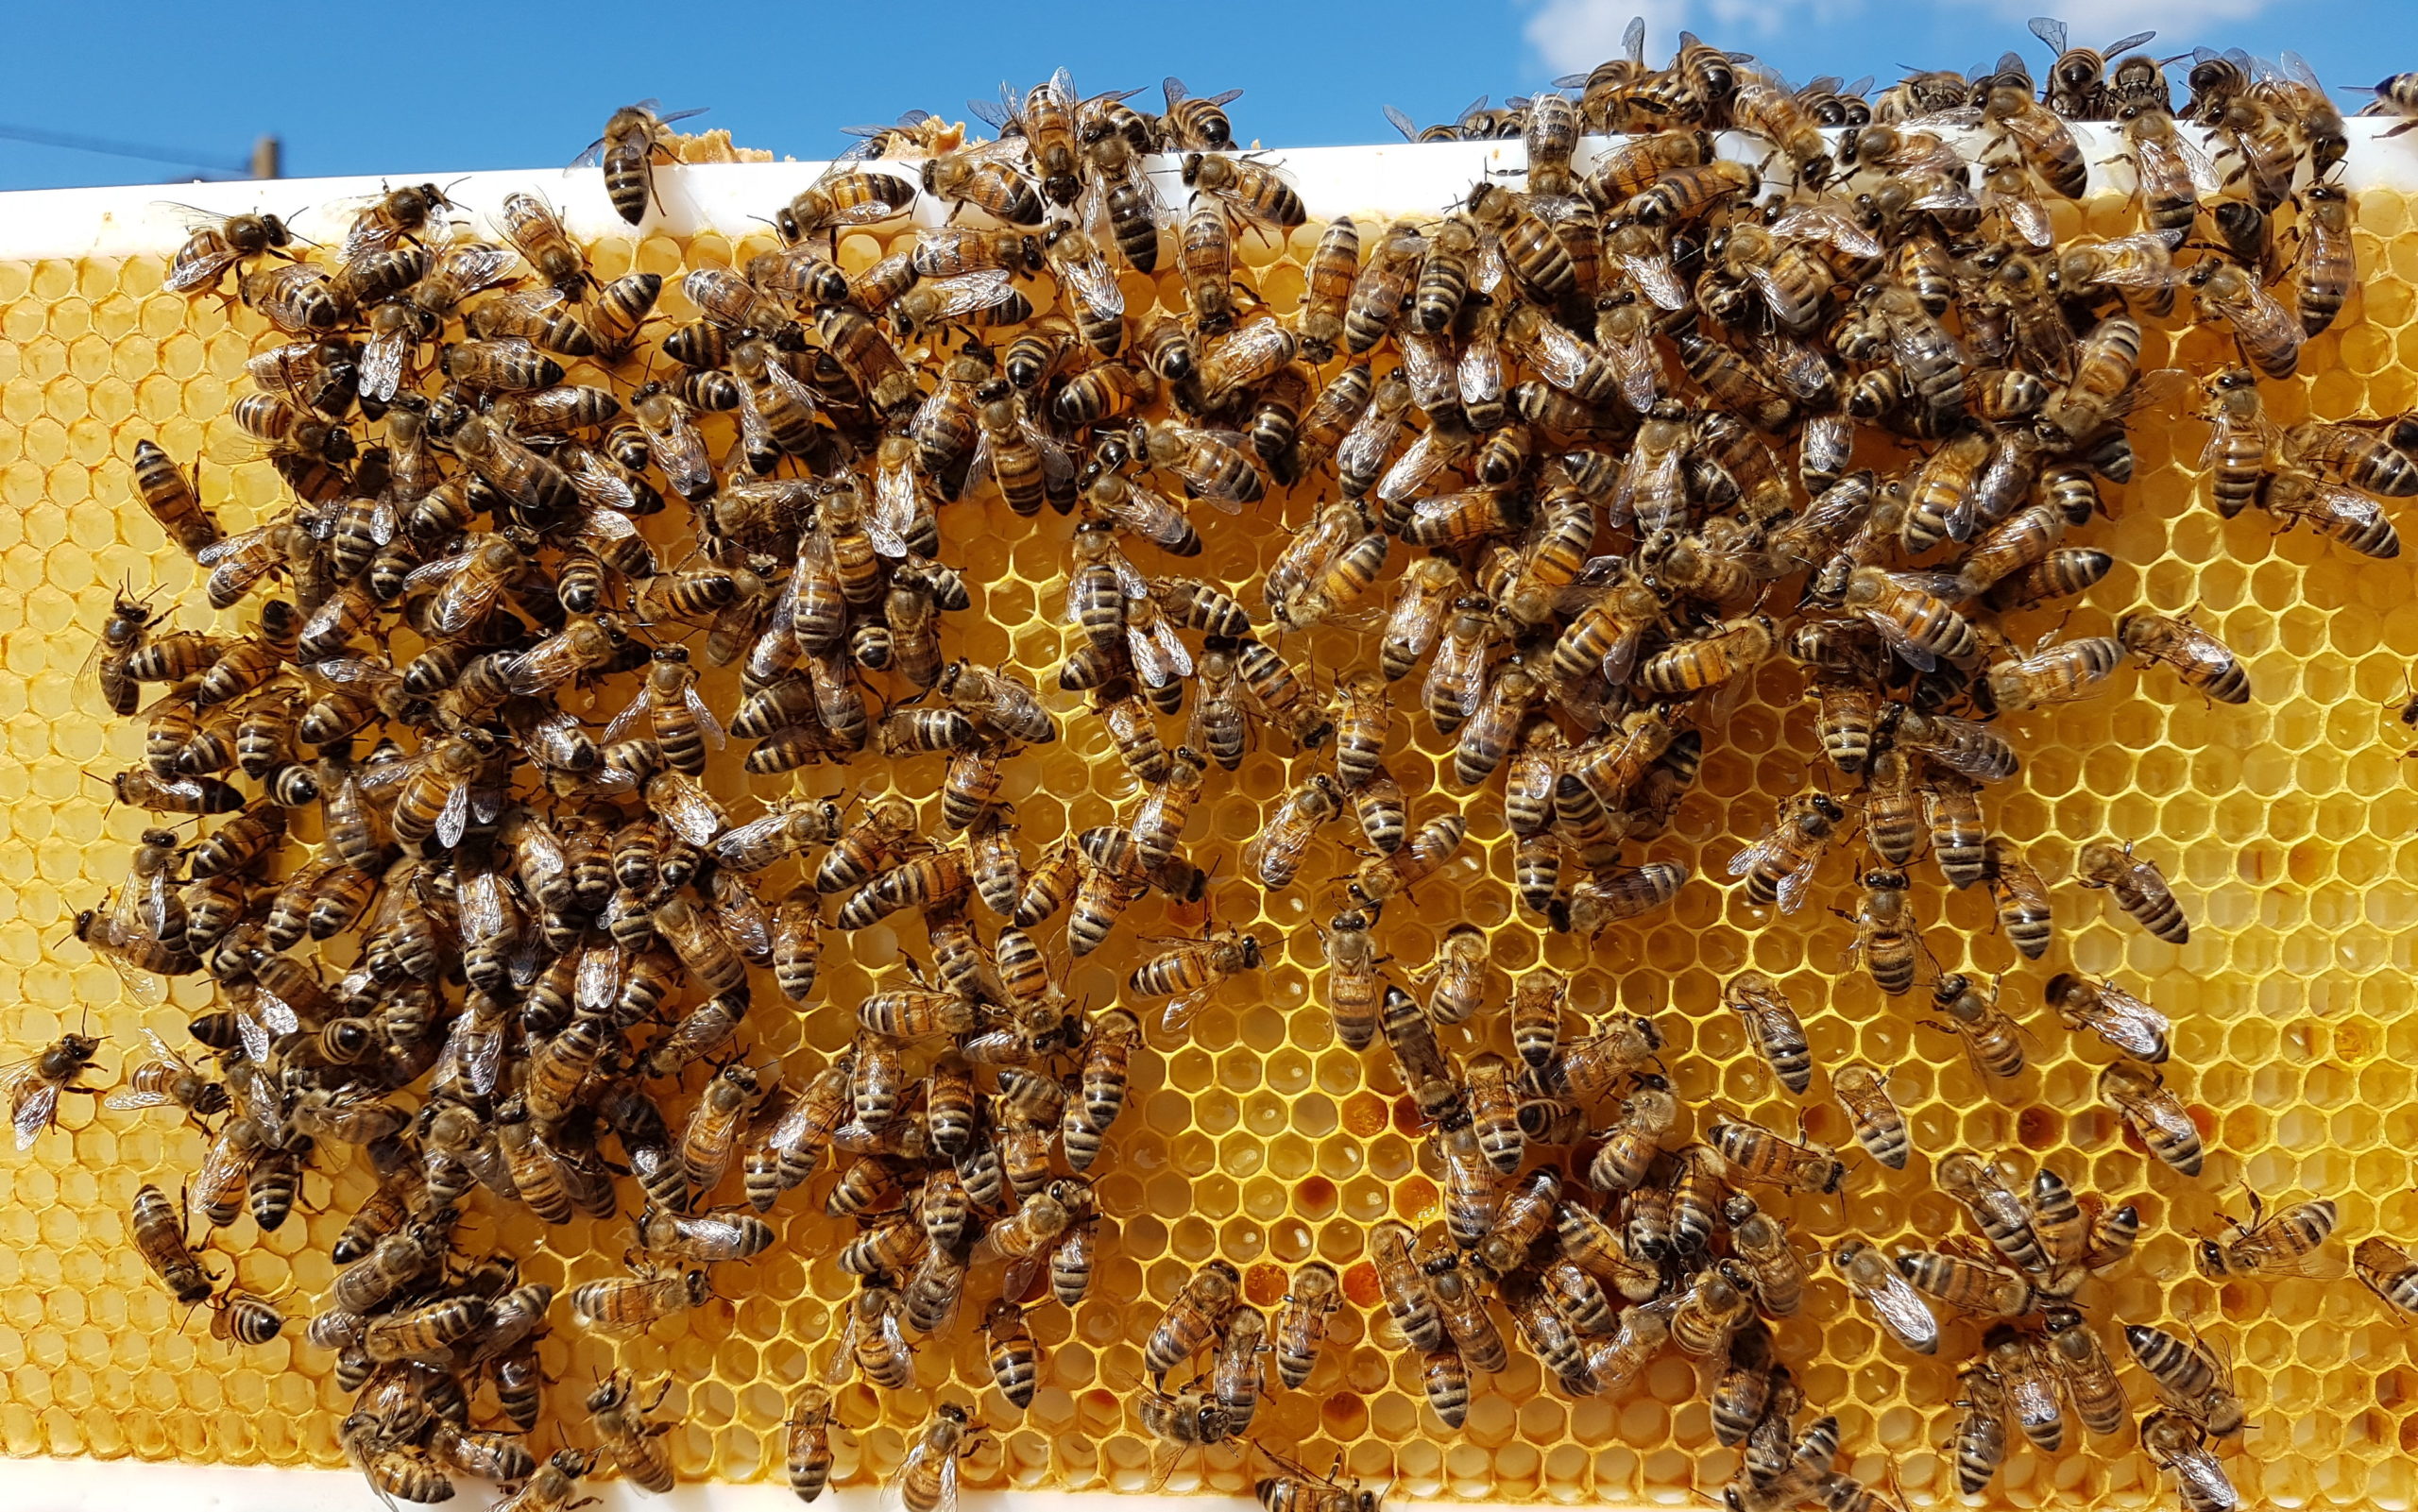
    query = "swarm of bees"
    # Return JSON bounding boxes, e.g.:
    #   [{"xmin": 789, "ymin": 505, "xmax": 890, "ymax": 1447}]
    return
[{"xmin": 24, "ymin": 15, "xmax": 2418, "ymax": 1512}]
